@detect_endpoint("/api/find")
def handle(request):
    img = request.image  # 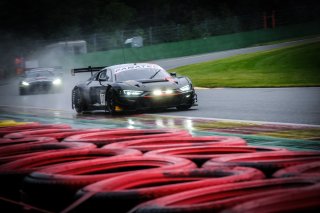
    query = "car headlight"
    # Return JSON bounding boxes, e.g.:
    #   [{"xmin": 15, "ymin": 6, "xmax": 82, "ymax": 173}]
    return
[
  {"xmin": 22, "ymin": 81, "xmax": 29, "ymax": 86},
  {"xmin": 52, "ymin": 78, "xmax": 62, "ymax": 85},
  {"xmin": 123, "ymin": 90, "xmax": 143, "ymax": 96},
  {"xmin": 179, "ymin": 85, "xmax": 191, "ymax": 92}
]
